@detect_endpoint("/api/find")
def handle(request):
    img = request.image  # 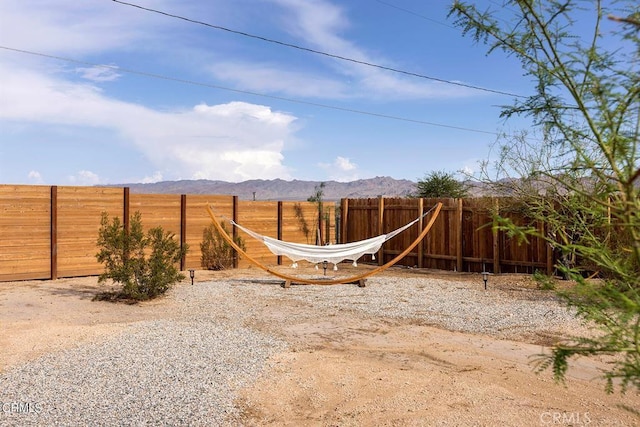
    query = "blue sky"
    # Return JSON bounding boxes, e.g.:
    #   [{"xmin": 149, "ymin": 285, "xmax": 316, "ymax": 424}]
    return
[{"xmin": 0, "ymin": 0, "xmax": 535, "ymax": 185}]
